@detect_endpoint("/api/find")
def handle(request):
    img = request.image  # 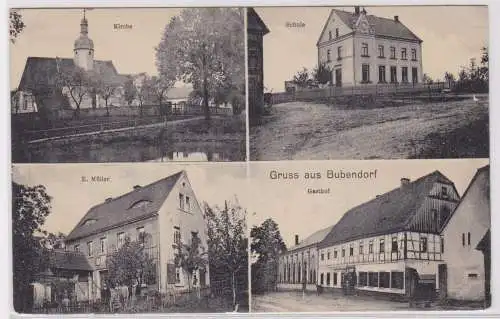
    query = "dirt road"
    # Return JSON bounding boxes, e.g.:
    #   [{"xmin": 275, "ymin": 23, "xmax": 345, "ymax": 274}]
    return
[{"xmin": 250, "ymin": 97, "xmax": 489, "ymax": 160}]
